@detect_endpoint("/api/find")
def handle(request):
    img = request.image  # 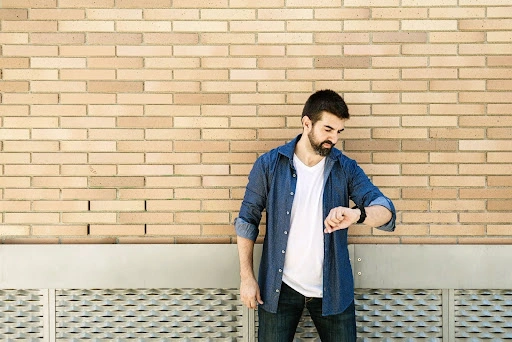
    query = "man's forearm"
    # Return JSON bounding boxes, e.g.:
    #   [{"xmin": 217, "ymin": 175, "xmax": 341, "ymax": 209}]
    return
[
  {"xmin": 237, "ymin": 236, "xmax": 256, "ymax": 280},
  {"xmin": 362, "ymin": 205, "xmax": 392, "ymax": 227}
]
